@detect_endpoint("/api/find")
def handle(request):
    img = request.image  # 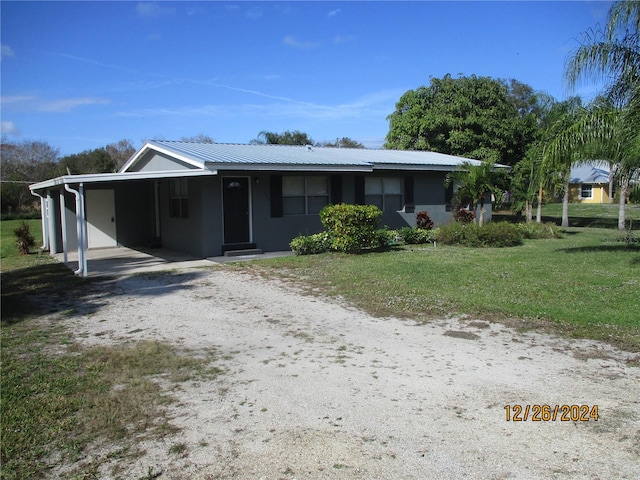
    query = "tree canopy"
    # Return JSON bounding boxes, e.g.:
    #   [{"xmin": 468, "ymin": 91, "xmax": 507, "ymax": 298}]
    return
[
  {"xmin": 251, "ymin": 130, "xmax": 314, "ymax": 146},
  {"xmin": 384, "ymin": 74, "xmax": 538, "ymax": 166}
]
